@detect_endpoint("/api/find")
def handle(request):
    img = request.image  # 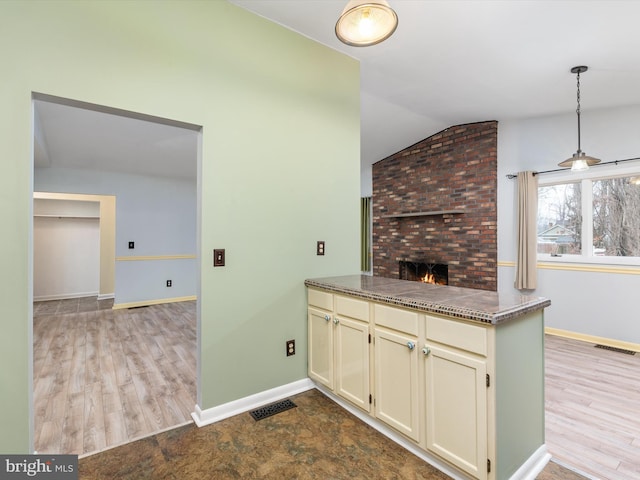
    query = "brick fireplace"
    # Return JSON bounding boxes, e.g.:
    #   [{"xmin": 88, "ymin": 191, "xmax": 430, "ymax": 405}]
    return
[{"xmin": 372, "ymin": 121, "xmax": 497, "ymax": 291}]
